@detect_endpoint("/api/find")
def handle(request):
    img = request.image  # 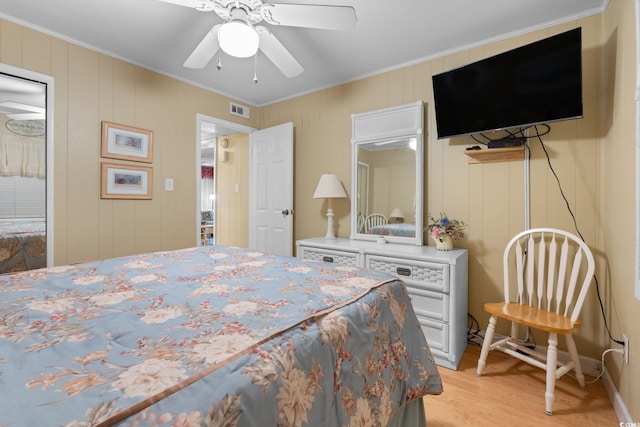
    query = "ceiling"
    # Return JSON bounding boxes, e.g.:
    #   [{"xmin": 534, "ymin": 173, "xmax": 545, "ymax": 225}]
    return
[{"xmin": 0, "ymin": 0, "xmax": 607, "ymax": 107}]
